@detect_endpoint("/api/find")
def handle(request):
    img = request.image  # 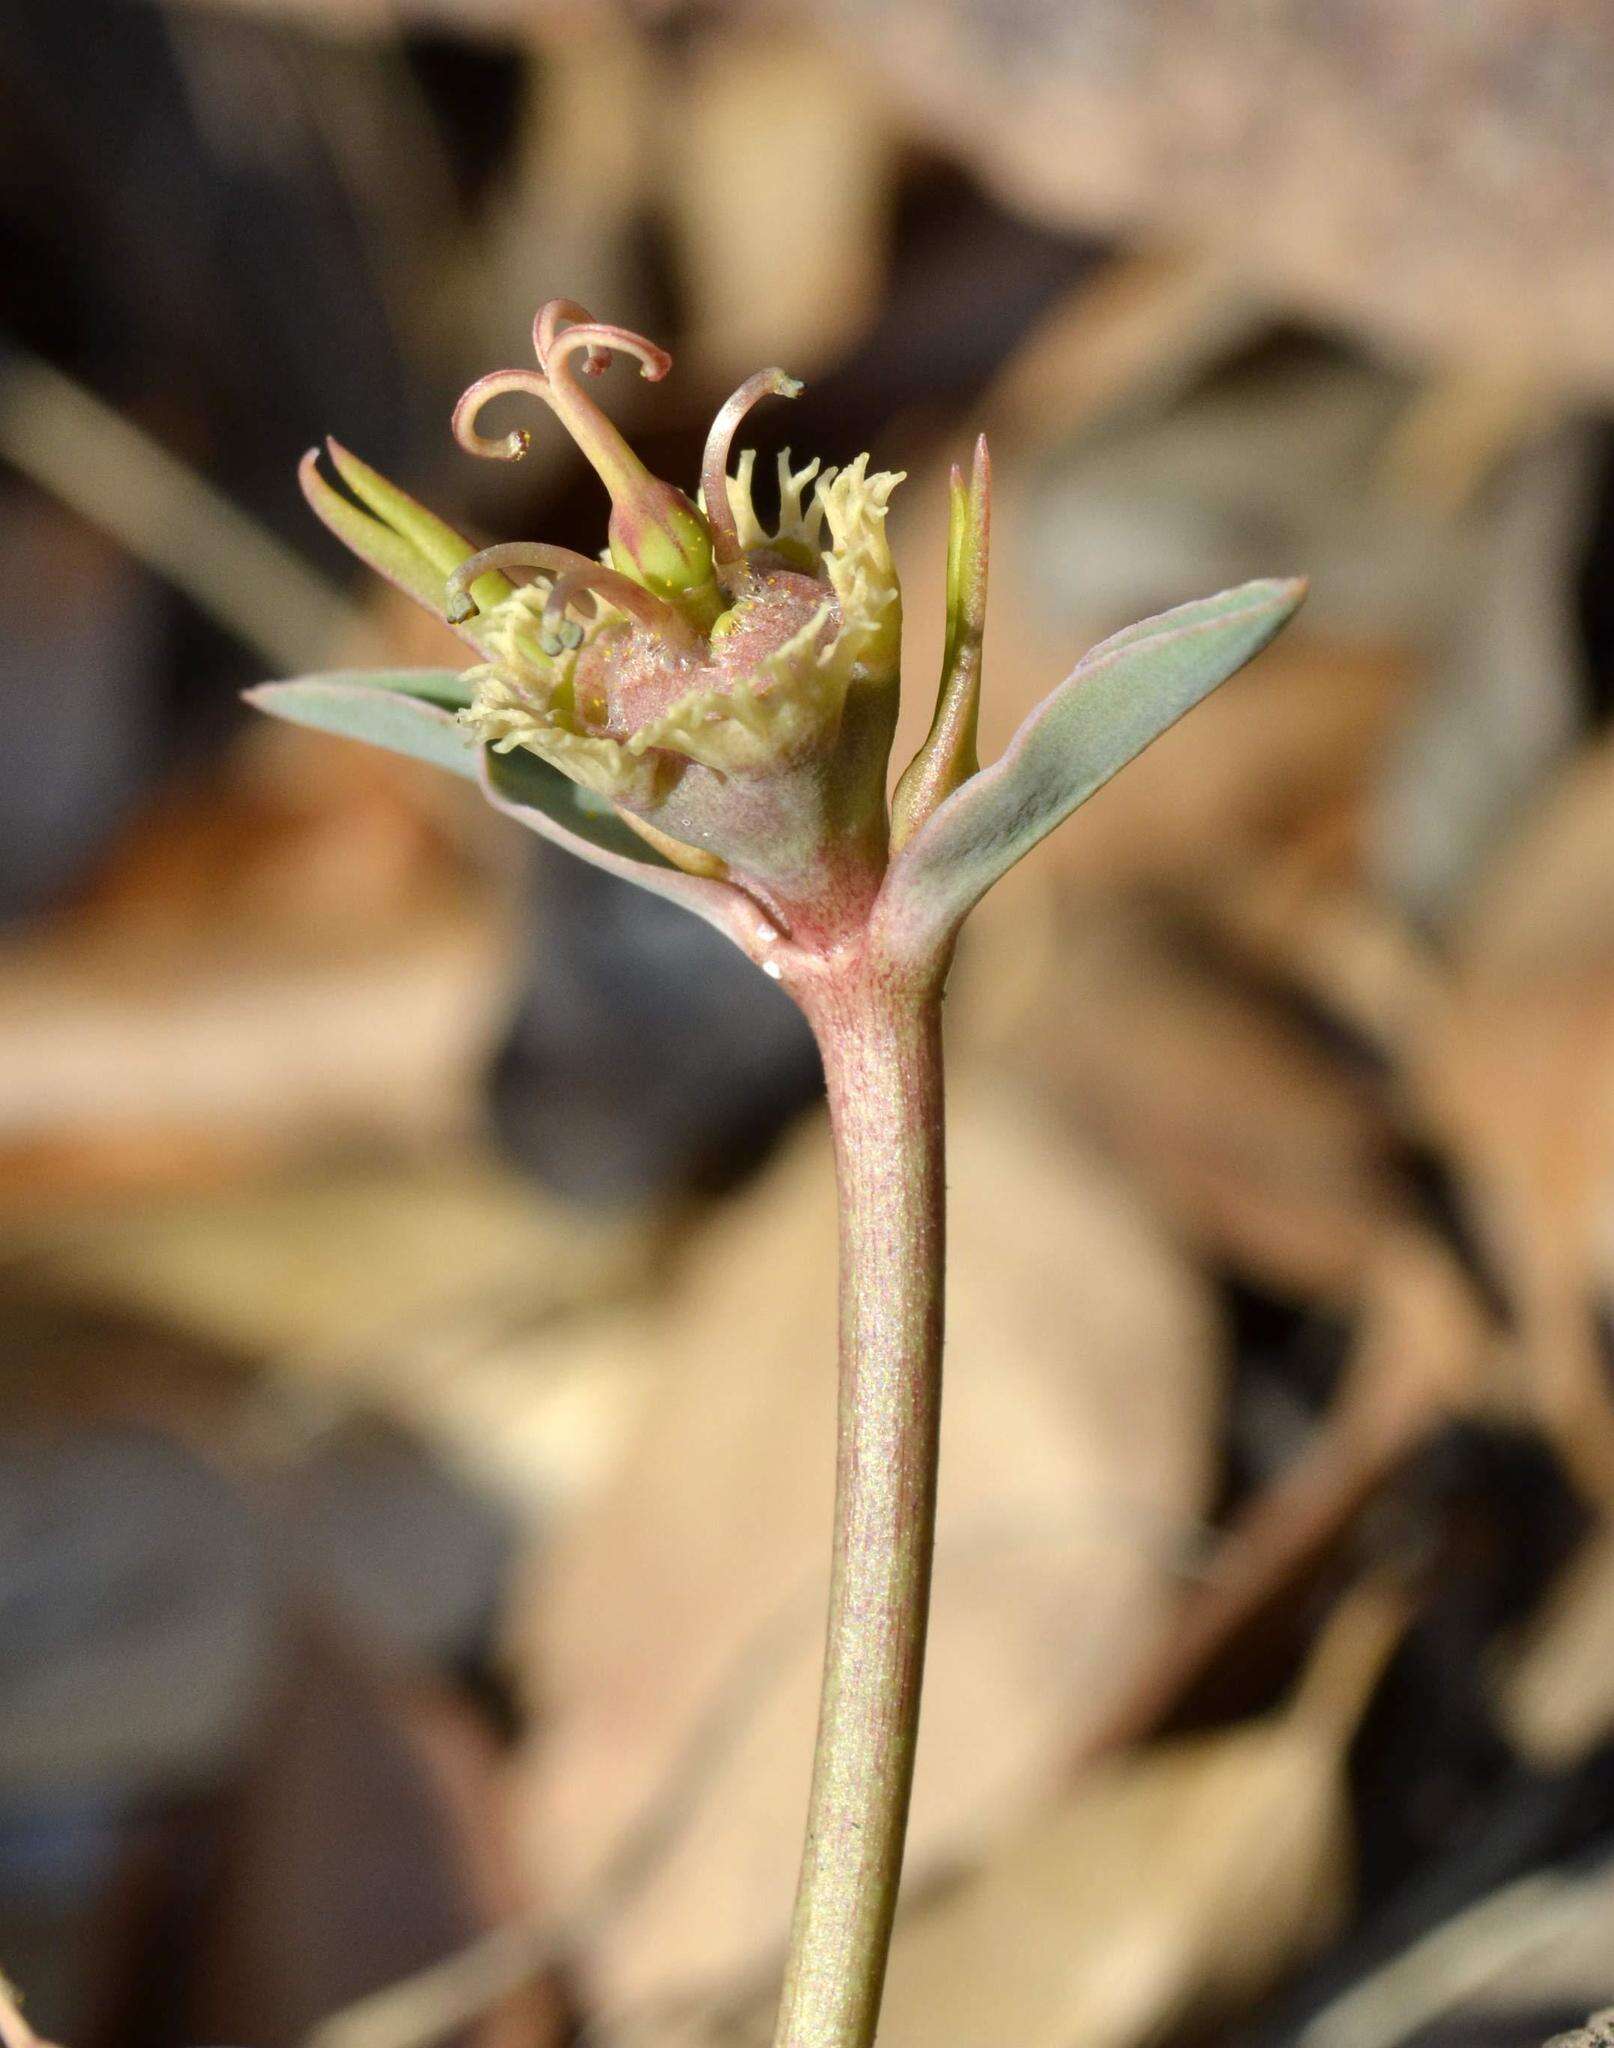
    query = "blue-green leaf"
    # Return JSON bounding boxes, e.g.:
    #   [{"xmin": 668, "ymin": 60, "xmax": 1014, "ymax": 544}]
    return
[
  {"xmin": 874, "ymin": 578, "xmax": 1307, "ymax": 964},
  {"xmin": 244, "ymin": 670, "xmax": 479, "ymax": 777},
  {"xmin": 244, "ymin": 669, "xmax": 664, "ymax": 867},
  {"xmin": 474, "ymin": 751, "xmax": 771, "ymax": 950},
  {"xmin": 482, "ymin": 747, "xmax": 670, "ymax": 866}
]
